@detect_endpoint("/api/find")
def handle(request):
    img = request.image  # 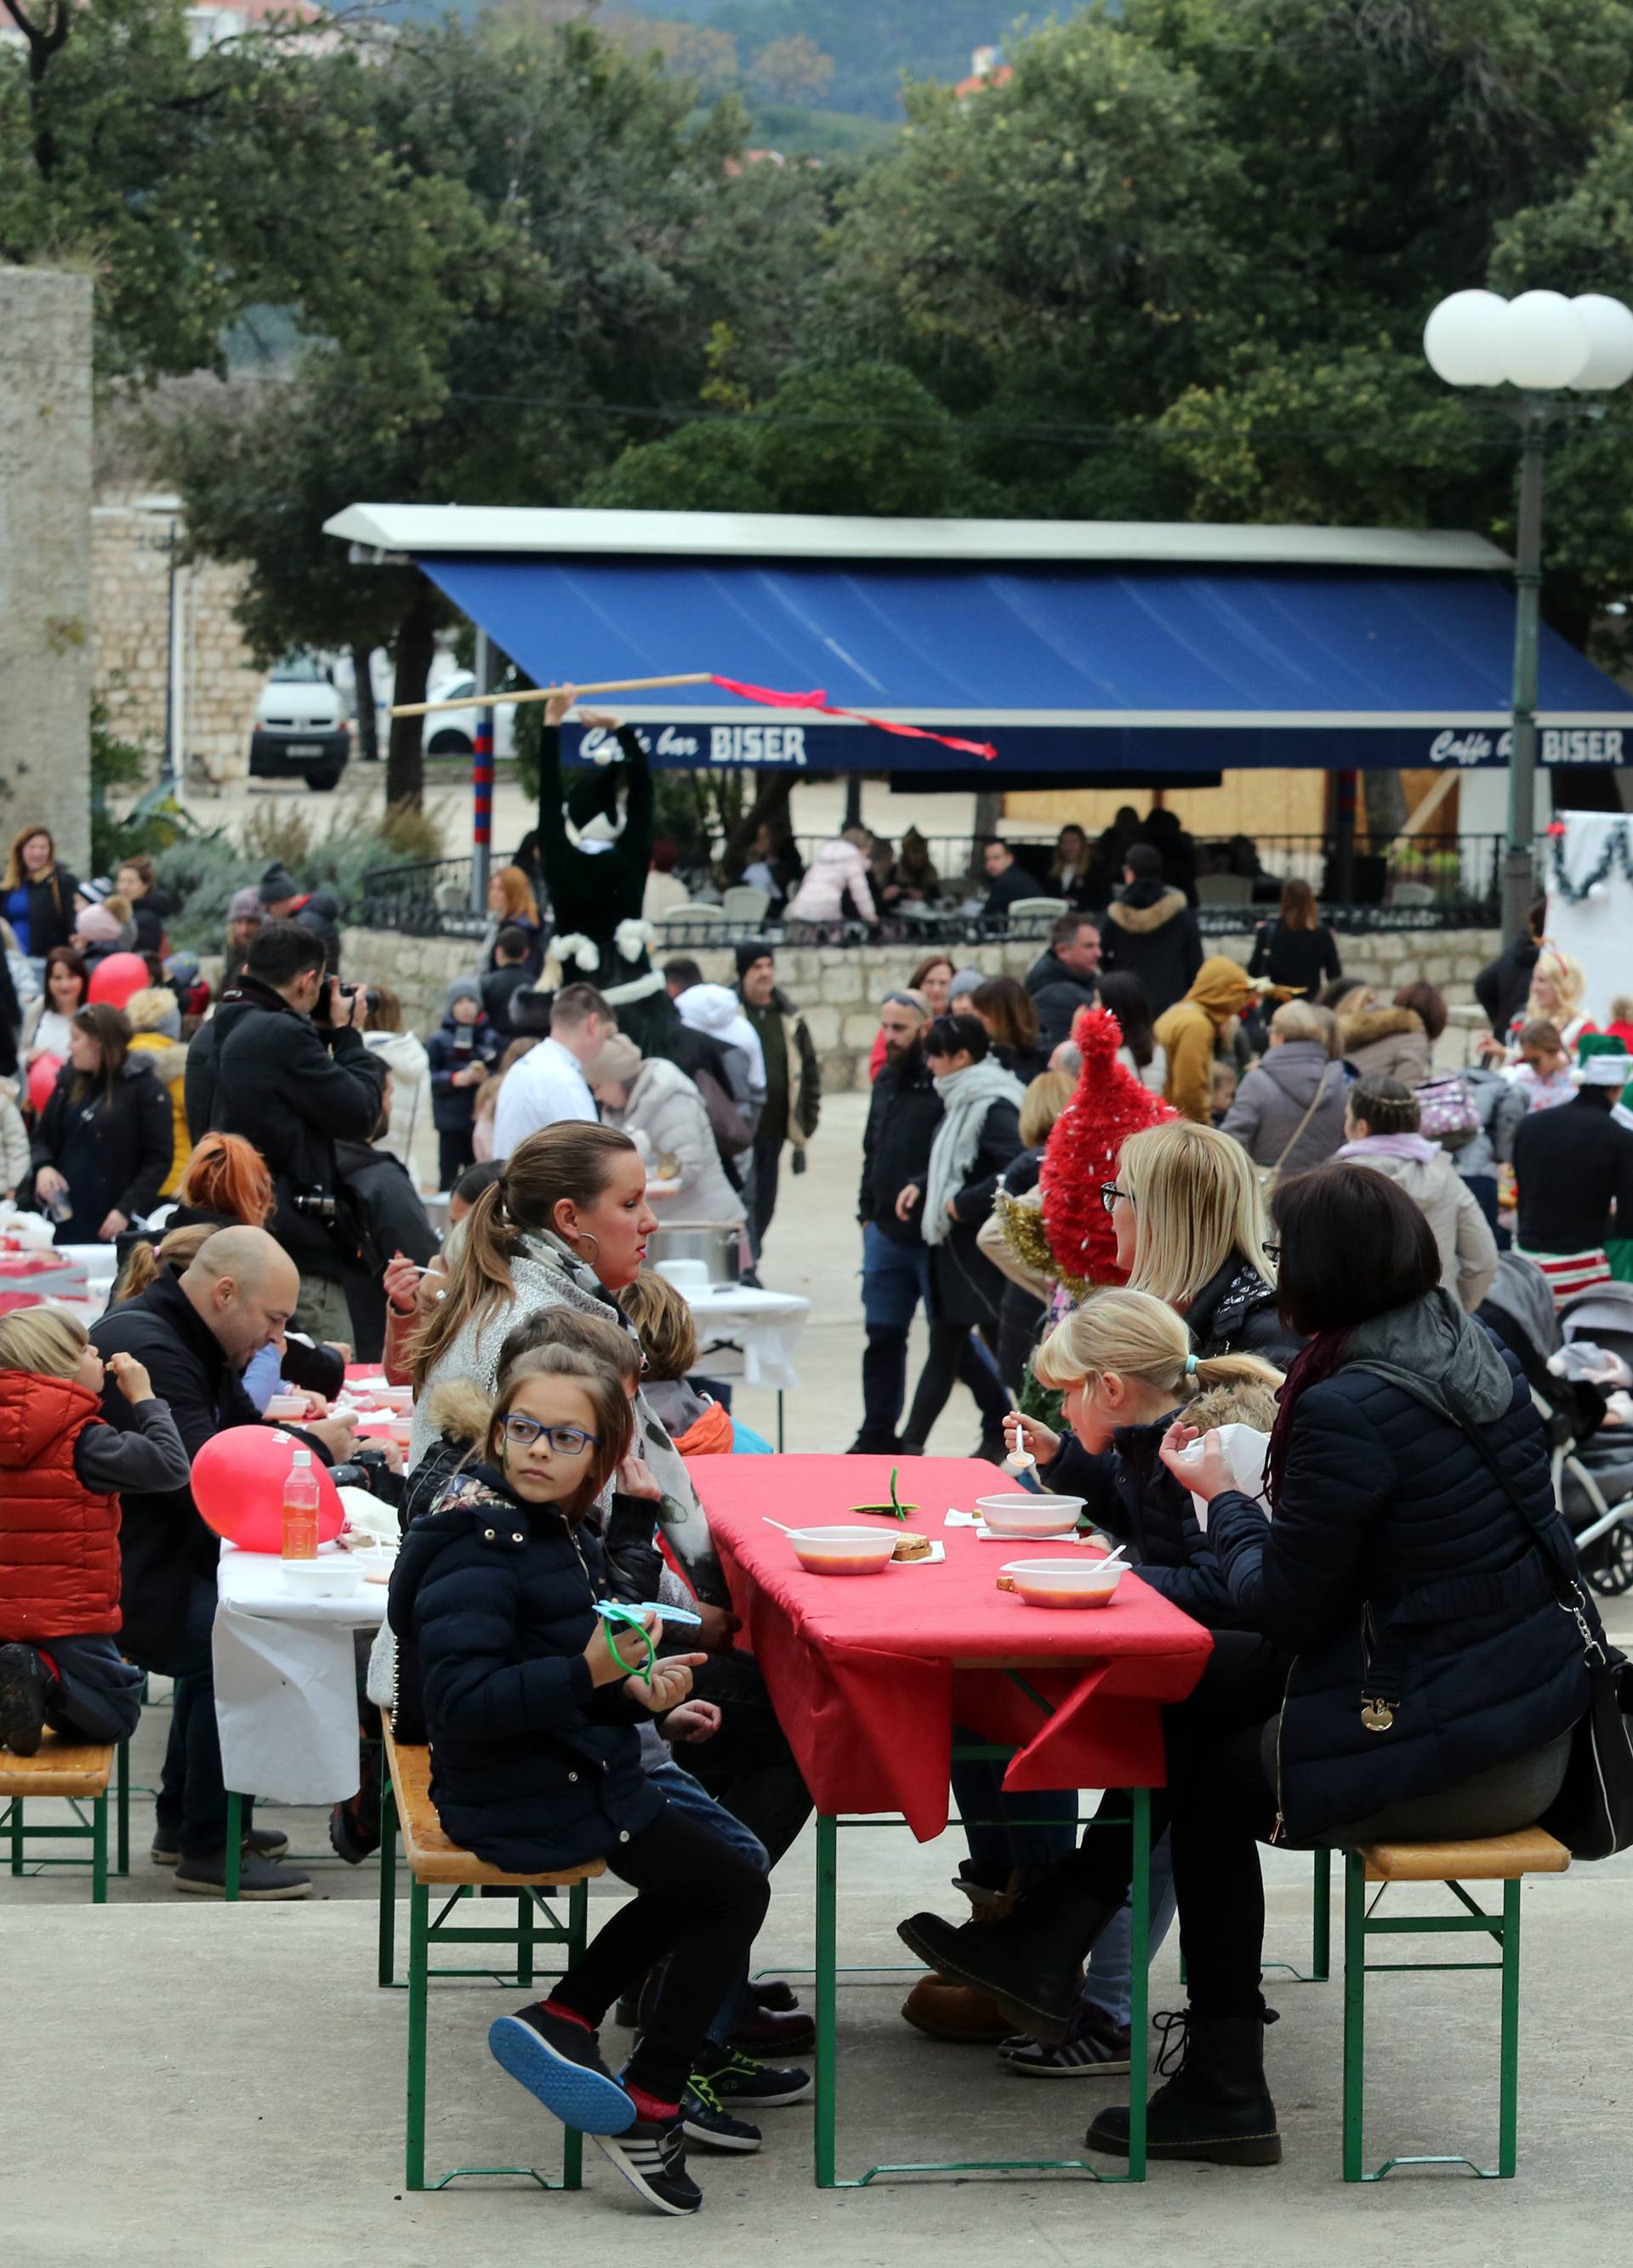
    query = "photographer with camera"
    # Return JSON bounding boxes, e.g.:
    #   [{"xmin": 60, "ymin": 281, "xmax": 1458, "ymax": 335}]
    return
[{"xmin": 208, "ymin": 922, "xmax": 386, "ymax": 1341}]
